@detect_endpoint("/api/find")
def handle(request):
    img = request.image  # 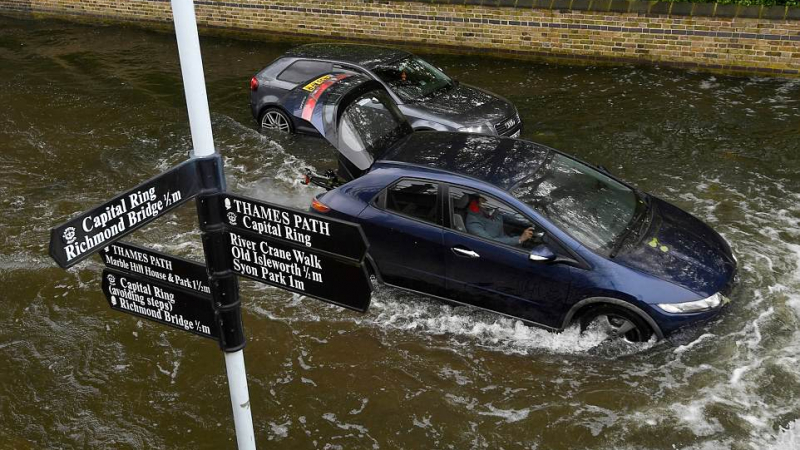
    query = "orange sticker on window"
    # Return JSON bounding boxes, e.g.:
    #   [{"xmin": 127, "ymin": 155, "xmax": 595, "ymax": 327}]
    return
[
  {"xmin": 301, "ymin": 74, "xmax": 351, "ymax": 121},
  {"xmin": 302, "ymin": 75, "xmax": 333, "ymax": 92}
]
